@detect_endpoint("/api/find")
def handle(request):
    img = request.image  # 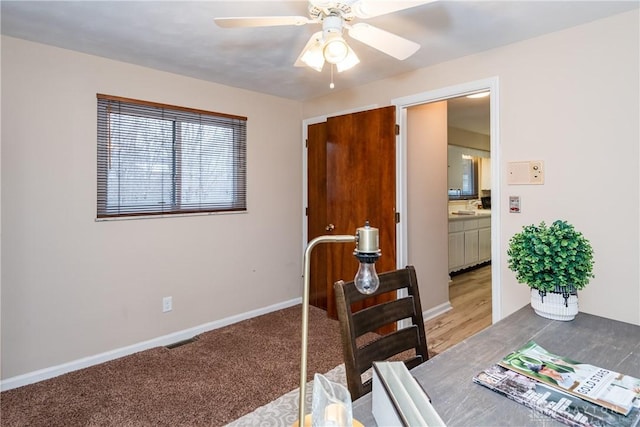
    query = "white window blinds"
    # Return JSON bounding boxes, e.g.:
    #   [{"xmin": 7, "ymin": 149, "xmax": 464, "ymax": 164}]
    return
[{"xmin": 97, "ymin": 94, "xmax": 247, "ymax": 219}]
